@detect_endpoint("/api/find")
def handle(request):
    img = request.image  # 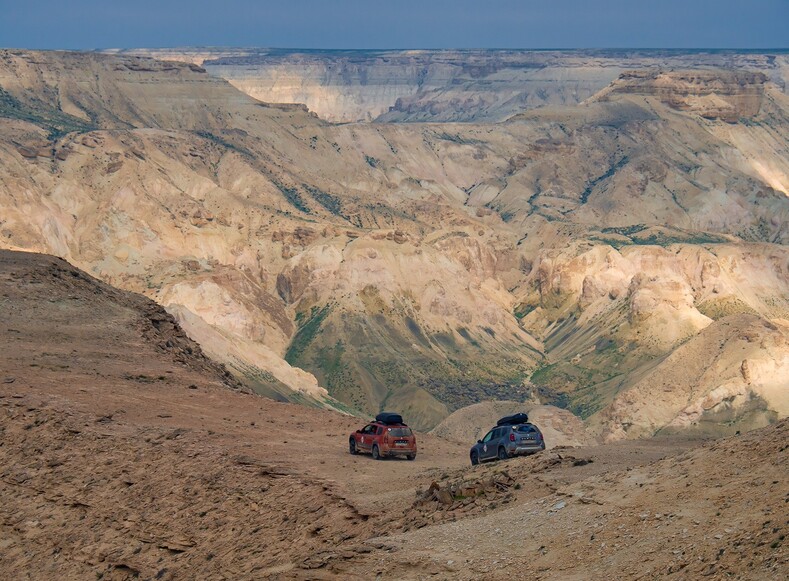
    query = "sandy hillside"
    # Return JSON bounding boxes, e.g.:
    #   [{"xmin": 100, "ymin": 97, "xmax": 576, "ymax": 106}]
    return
[{"xmin": 430, "ymin": 400, "xmax": 590, "ymax": 448}]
